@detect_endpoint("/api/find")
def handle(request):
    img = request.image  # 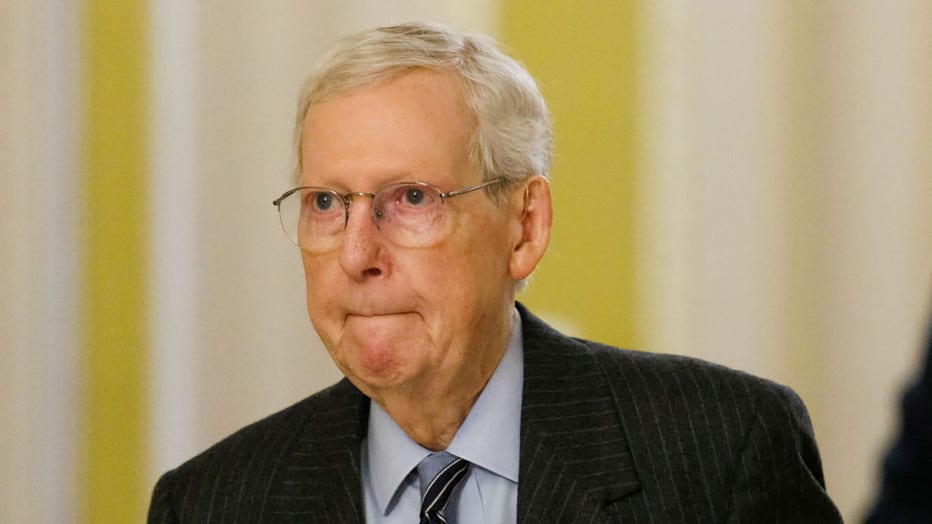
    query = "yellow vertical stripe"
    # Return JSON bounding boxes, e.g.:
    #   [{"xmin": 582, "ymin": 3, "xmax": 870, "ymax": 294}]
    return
[
  {"xmin": 501, "ymin": 1, "xmax": 641, "ymax": 347},
  {"xmin": 80, "ymin": 1, "xmax": 149, "ymax": 521},
  {"xmin": 782, "ymin": 2, "xmax": 824, "ymax": 425}
]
